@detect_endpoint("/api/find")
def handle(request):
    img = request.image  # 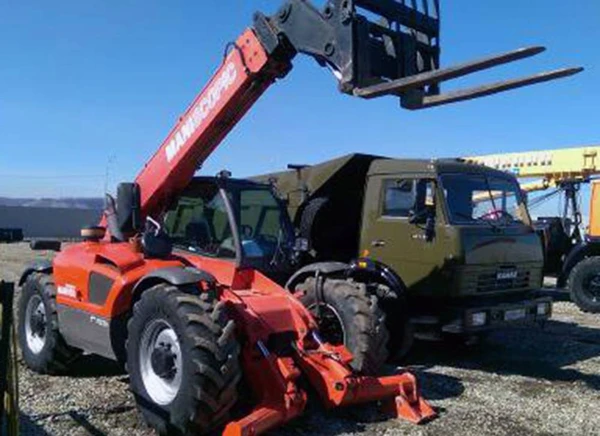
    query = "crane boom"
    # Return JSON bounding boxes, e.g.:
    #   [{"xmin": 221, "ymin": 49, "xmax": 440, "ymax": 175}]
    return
[
  {"xmin": 465, "ymin": 146, "xmax": 600, "ymax": 185},
  {"xmin": 133, "ymin": 0, "xmax": 583, "ymax": 219}
]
